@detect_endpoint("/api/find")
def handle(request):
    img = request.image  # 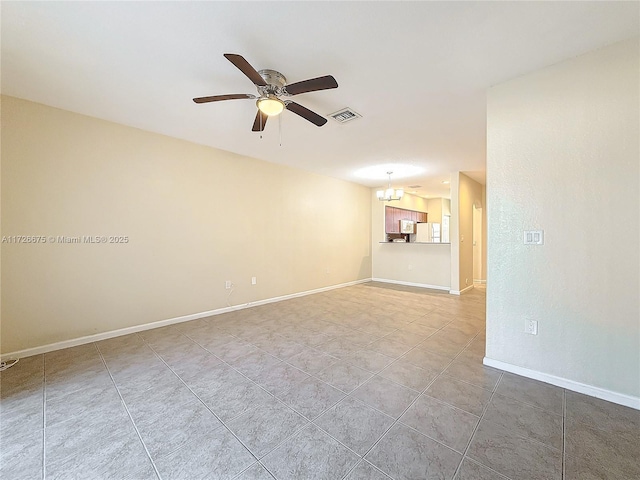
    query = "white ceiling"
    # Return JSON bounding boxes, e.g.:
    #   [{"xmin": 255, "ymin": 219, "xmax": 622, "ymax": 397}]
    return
[{"xmin": 2, "ymin": 2, "xmax": 638, "ymax": 198}]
